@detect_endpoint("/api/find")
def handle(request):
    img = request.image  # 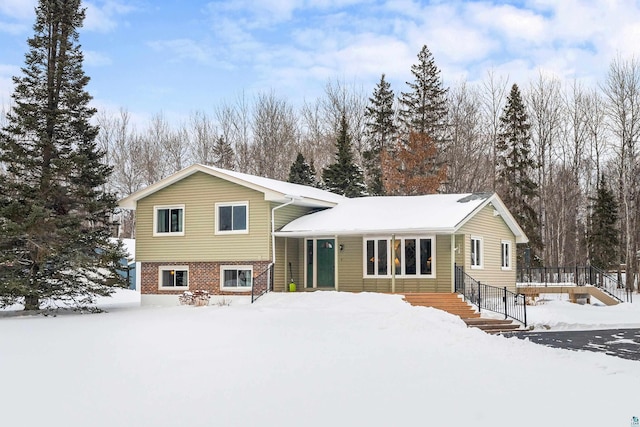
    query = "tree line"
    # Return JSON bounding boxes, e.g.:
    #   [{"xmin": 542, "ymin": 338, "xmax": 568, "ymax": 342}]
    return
[{"xmin": 2, "ymin": 11, "xmax": 638, "ymax": 294}]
